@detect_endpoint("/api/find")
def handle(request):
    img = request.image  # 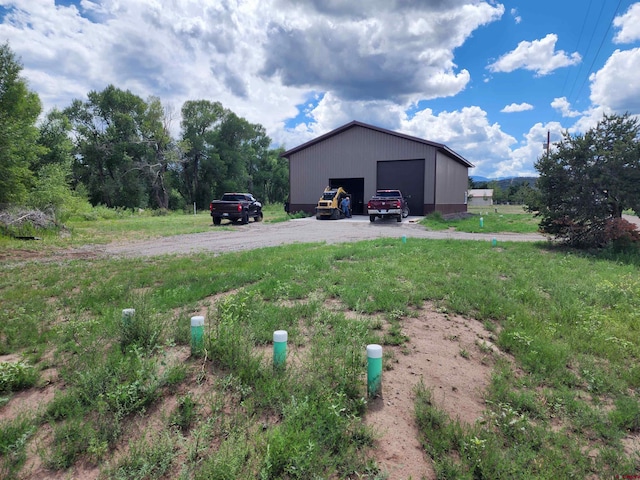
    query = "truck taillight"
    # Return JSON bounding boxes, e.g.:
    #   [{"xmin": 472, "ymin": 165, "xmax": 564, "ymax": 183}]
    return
[
  {"xmin": 237, "ymin": 204, "xmax": 243, "ymax": 212},
  {"xmin": 367, "ymin": 201, "xmax": 372, "ymax": 209},
  {"xmin": 209, "ymin": 202, "xmax": 213, "ymax": 212}
]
